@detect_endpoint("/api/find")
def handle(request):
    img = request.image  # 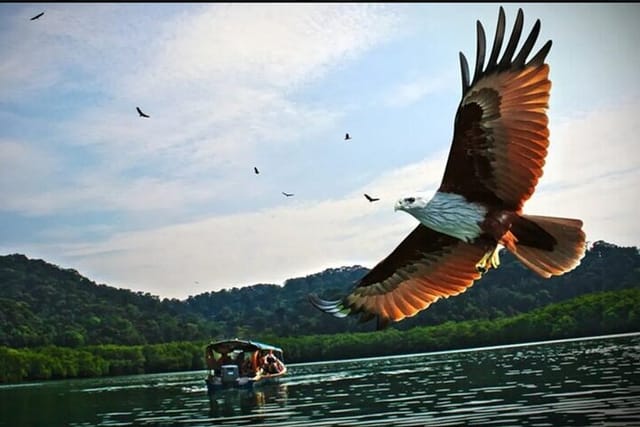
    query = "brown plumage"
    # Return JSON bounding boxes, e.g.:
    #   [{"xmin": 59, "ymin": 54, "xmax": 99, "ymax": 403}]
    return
[{"xmin": 309, "ymin": 7, "xmax": 586, "ymax": 330}]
